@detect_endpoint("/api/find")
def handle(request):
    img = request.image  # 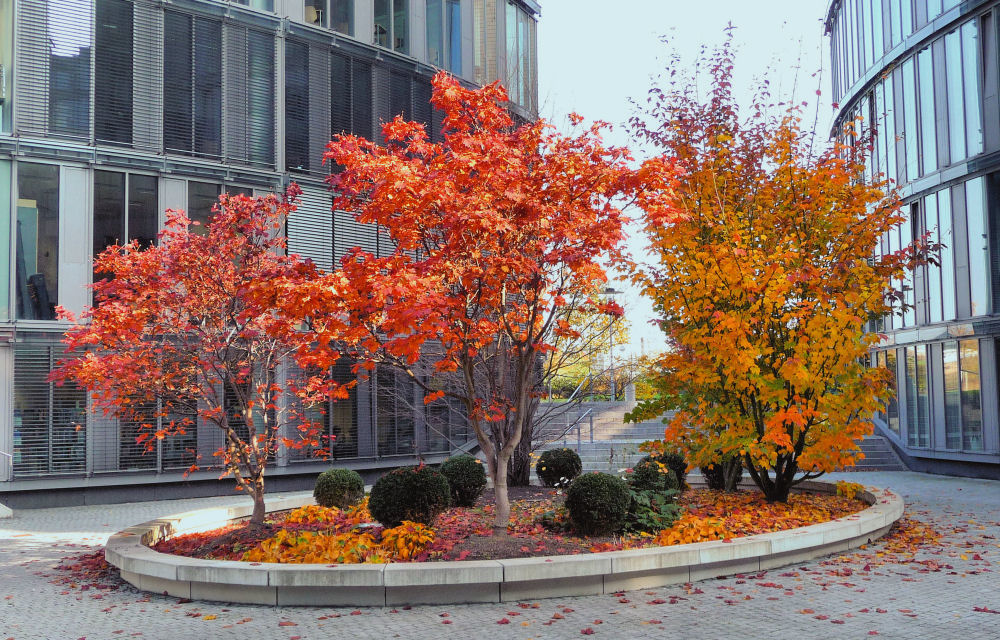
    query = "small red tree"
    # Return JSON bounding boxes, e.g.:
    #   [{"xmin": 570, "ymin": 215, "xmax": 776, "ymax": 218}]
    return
[
  {"xmin": 286, "ymin": 73, "xmax": 650, "ymax": 531},
  {"xmin": 54, "ymin": 188, "xmax": 349, "ymax": 523}
]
